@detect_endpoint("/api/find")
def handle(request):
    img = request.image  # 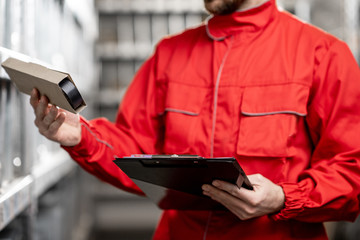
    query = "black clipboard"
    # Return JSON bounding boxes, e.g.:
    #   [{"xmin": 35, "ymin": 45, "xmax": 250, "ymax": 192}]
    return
[{"xmin": 113, "ymin": 155, "xmax": 253, "ymax": 210}]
